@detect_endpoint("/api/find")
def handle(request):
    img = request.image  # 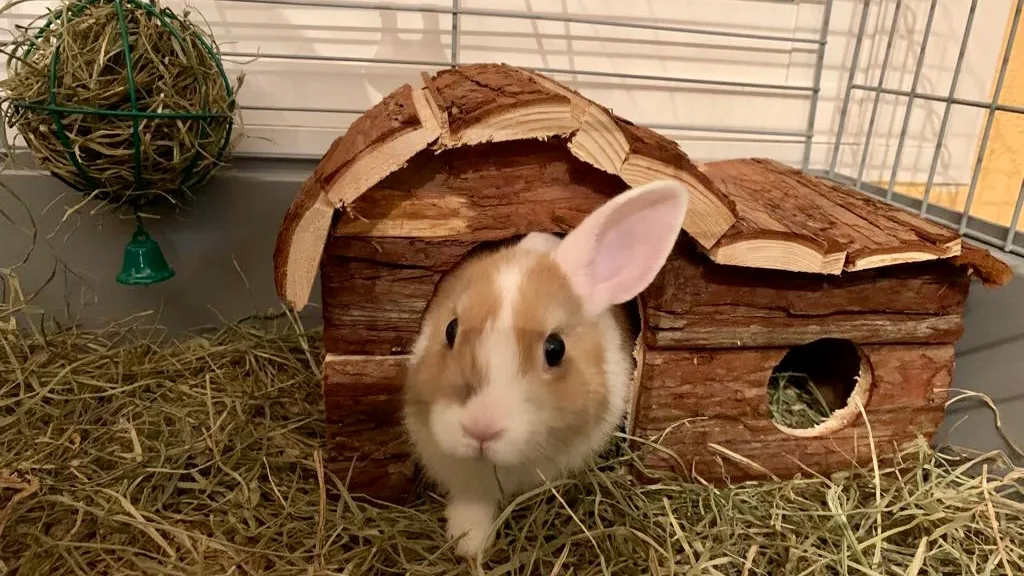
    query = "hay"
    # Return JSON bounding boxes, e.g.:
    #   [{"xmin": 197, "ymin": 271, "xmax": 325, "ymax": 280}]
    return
[
  {"xmin": 1, "ymin": 314, "xmax": 1023, "ymax": 575},
  {"xmin": 0, "ymin": 0, "xmax": 240, "ymax": 210},
  {"xmin": 766, "ymin": 371, "xmax": 834, "ymax": 429}
]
